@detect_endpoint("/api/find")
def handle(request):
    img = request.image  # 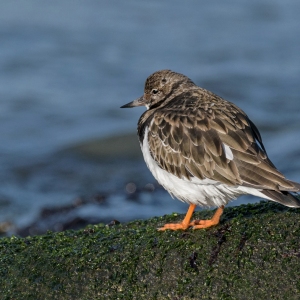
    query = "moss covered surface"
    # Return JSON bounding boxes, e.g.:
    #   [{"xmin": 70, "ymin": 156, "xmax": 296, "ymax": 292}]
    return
[{"xmin": 1, "ymin": 201, "xmax": 300, "ymax": 299}]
